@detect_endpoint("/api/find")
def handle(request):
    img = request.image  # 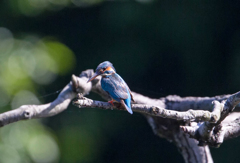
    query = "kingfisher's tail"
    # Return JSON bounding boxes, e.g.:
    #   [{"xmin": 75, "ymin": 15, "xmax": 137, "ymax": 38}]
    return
[{"xmin": 120, "ymin": 100, "xmax": 133, "ymax": 114}]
